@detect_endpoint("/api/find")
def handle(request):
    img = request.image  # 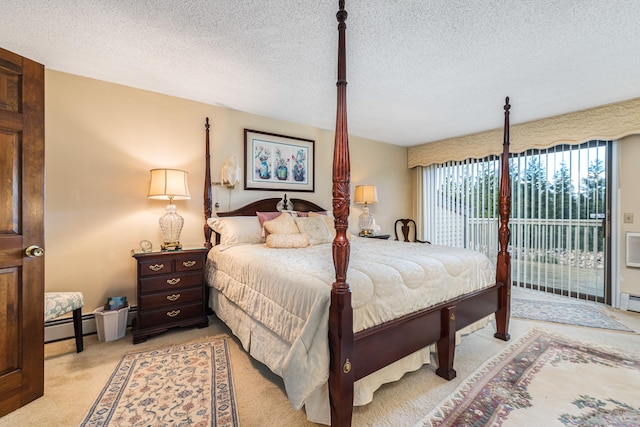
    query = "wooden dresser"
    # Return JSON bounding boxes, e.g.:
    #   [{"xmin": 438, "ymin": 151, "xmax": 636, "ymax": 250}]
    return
[{"xmin": 131, "ymin": 248, "xmax": 209, "ymax": 344}]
